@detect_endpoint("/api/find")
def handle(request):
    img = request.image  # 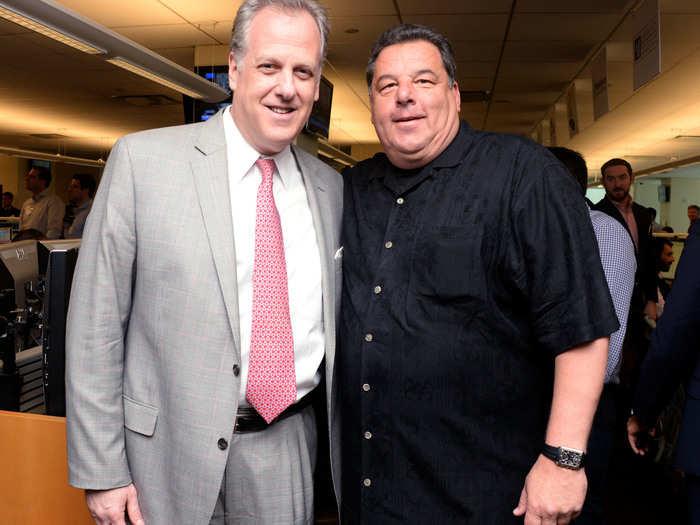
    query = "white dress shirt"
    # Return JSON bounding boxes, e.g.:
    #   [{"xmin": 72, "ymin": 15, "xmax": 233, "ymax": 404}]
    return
[
  {"xmin": 19, "ymin": 188, "xmax": 65, "ymax": 239},
  {"xmin": 223, "ymin": 106, "xmax": 324, "ymax": 406}
]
